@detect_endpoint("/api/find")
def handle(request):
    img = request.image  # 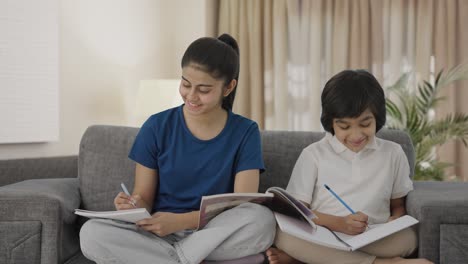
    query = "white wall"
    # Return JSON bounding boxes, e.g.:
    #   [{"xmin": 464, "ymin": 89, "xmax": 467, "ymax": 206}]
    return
[
  {"xmin": 0, "ymin": 0, "xmax": 60, "ymax": 144},
  {"xmin": 0, "ymin": 0, "xmax": 215, "ymax": 159}
]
